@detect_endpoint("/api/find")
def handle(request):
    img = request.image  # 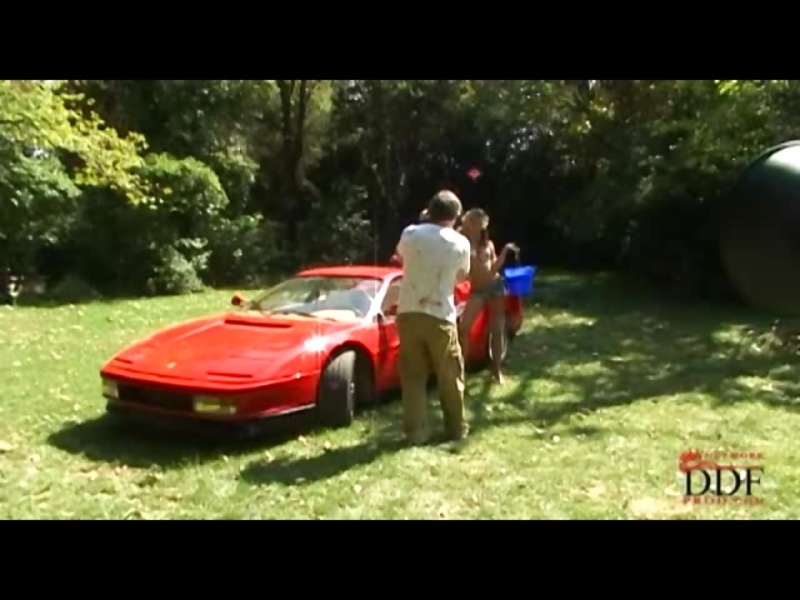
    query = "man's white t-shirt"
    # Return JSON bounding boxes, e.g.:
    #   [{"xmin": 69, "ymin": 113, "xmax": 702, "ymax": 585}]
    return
[{"xmin": 396, "ymin": 223, "xmax": 471, "ymax": 324}]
